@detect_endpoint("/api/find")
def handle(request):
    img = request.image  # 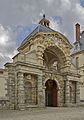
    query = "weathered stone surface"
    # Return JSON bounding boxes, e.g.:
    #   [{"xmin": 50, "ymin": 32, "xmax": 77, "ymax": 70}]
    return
[{"xmin": 0, "ymin": 18, "xmax": 81, "ymax": 110}]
